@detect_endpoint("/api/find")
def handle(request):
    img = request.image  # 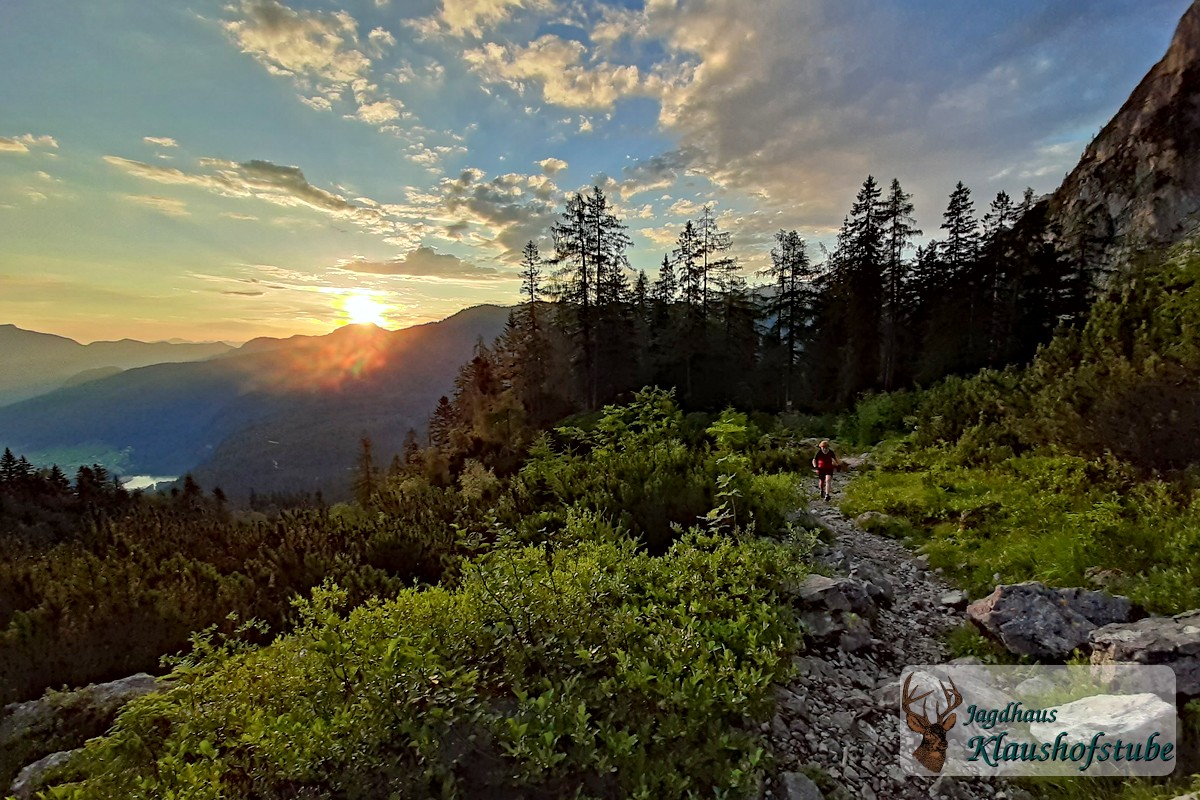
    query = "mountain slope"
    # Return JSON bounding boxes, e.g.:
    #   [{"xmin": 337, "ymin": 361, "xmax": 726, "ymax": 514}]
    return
[
  {"xmin": 0, "ymin": 306, "xmax": 511, "ymax": 498},
  {"xmin": 1045, "ymin": 0, "xmax": 1200, "ymax": 271},
  {"xmin": 0, "ymin": 325, "xmax": 234, "ymax": 406}
]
